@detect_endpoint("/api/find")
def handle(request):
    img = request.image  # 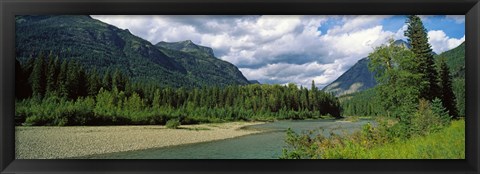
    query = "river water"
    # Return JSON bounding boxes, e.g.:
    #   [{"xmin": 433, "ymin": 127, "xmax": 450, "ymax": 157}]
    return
[{"xmin": 84, "ymin": 119, "xmax": 371, "ymax": 159}]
